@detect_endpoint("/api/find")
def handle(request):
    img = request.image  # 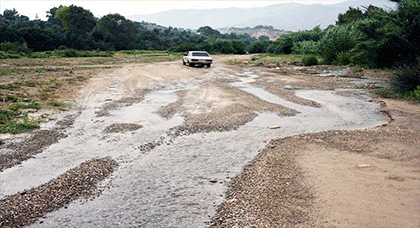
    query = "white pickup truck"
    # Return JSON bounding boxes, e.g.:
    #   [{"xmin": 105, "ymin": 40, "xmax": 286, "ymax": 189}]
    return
[{"xmin": 182, "ymin": 51, "xmax": 213, "ymax": 68}]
